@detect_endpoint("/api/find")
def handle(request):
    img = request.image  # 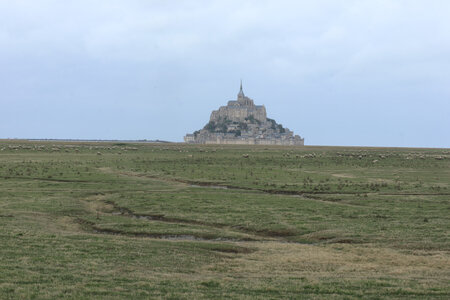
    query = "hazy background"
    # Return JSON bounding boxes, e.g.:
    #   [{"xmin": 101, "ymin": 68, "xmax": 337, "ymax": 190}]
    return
[{"xmin": 1, "ymin": 0, "xmax": 449, "ymax": 147}]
